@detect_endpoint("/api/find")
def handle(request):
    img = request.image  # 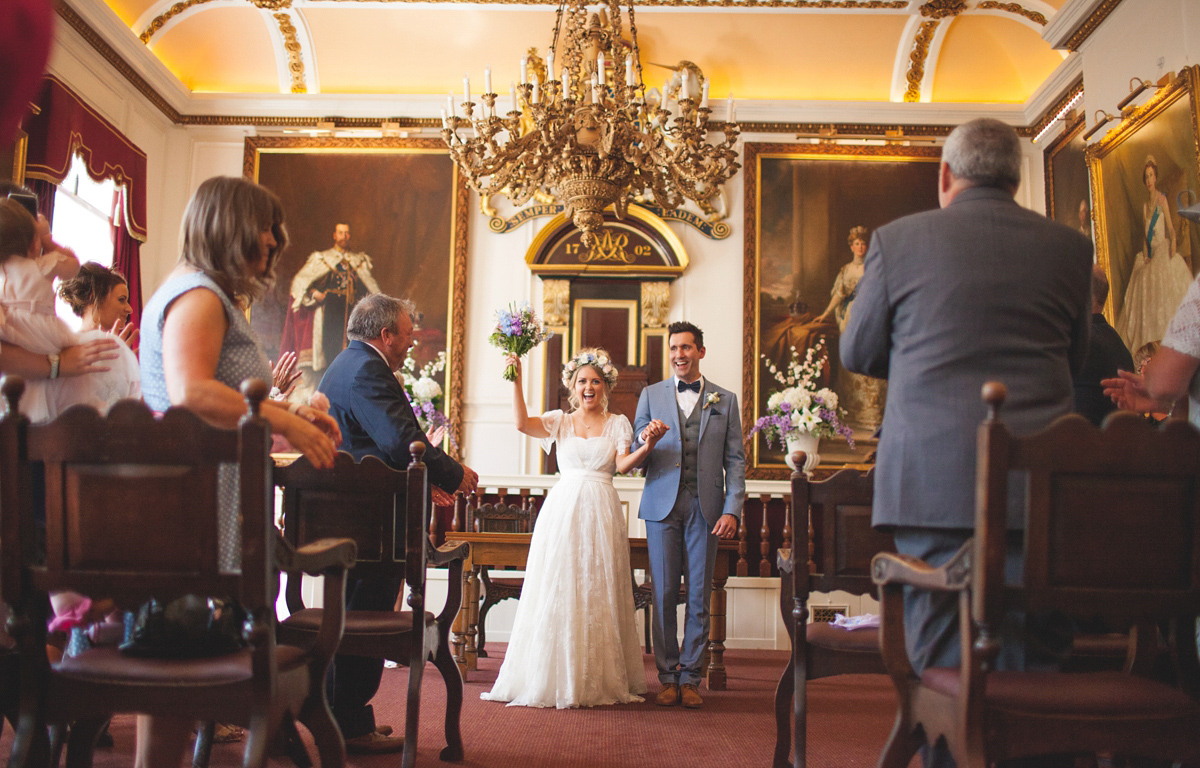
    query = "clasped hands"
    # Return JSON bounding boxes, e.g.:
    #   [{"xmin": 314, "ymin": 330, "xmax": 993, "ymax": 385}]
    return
[{"xmin": 640, "ymin": 419, "xmax": 669, "ymax": 447}]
